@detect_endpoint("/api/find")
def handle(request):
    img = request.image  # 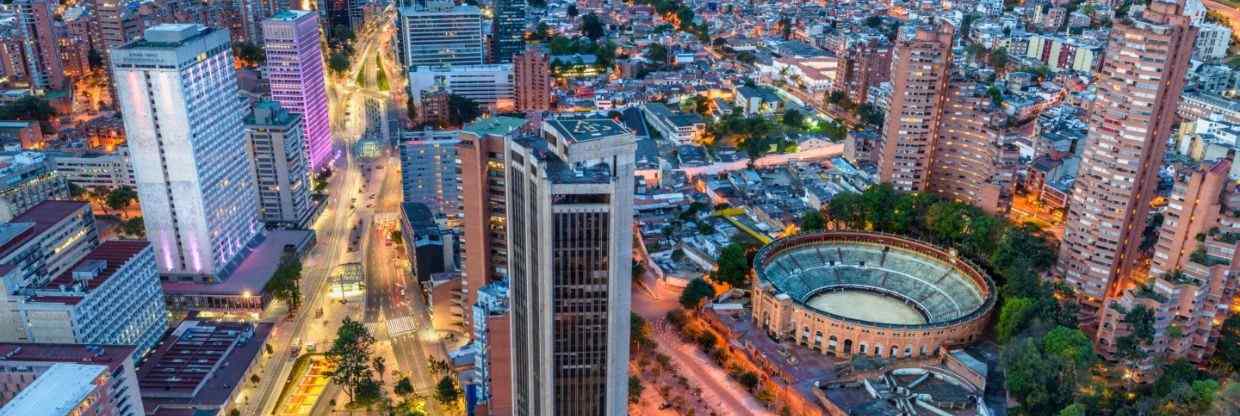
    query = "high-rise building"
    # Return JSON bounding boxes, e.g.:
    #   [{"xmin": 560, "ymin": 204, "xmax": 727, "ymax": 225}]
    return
[
  {"xmin": 112, "ymin": 24, "xmax": 263, "ymax": 281},
  {"xmin": 0, "ymin": 363, "xmax": 122, "ymax": 415},
  {"xmin": 1056, "ymin": 1, "xmax": 1196, "ymax": 307},
  {"xmin": 399, "ymin": 129, "xmax": 462, "ymax": 219},
  {"xmin": 506, "ymin": 114, "xmax": 636, "ymax": 416},
  {"xmin": 60, "ymin": 6, "xmax": 93, "ymax": 79},
  {"xmin": 263, "ymin": 10, "xmax": 333, "ymax": 171},
  {"xmin": 491, "ymin": 0, "xmax": 526, "ymax": 64},
  {"xmin": 876, "ymin": 21, "xmax": 954, "ymax": 192},
  {"xmin": 927, "ymin": 80, "xmax": 1015, "ymax": 214},
  {"xmin": 834, "ymin": 36, "xmax": 892, "ymax": 105},
  {"xmin": 513, "ymin": 48, "xmax": 552, "ymax": 113},
  {"xmin": 13, "ymin": 0, "xmax": 65, "ymax": 91},
  {"xmin": 458, "ymin": 116, "xmax": 525, "ymax": 335},
  {"xmin": 246, "ymin": 100, "xmax": 314, "ymax": 228},
  {"xmin": 1097, "ymin": 159, "xmax": 1239, "ymax": 380},
  {"xmin": 397, "ymin": 0, "xmax": 484, "ymax": 70}
]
